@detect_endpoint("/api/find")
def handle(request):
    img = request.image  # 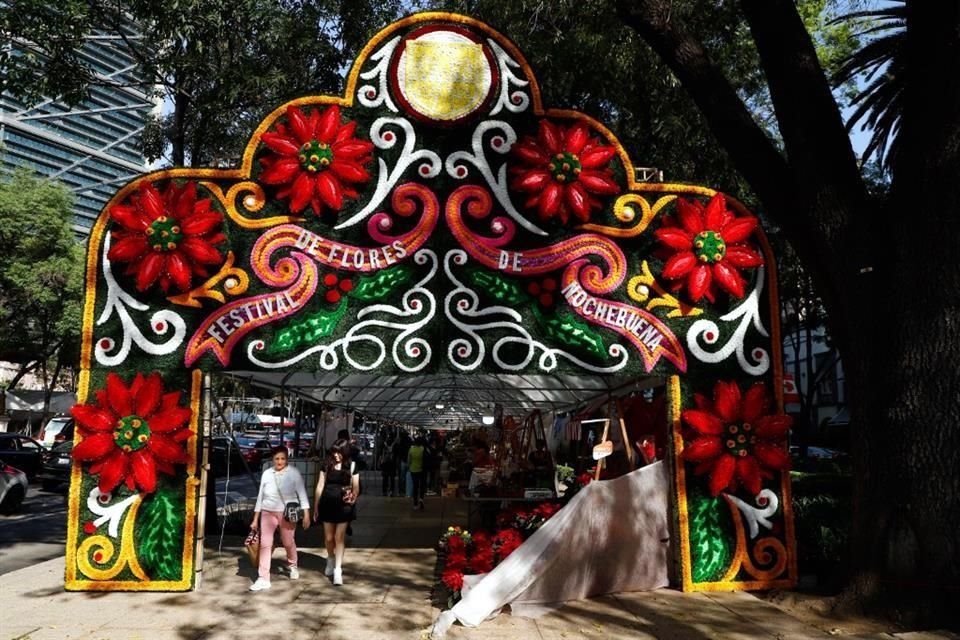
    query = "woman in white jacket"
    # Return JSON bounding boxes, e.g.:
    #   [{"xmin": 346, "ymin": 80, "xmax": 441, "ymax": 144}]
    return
[{"xmin": 249, "ymin": 447, "xmax": 310, "ymax": 591}]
